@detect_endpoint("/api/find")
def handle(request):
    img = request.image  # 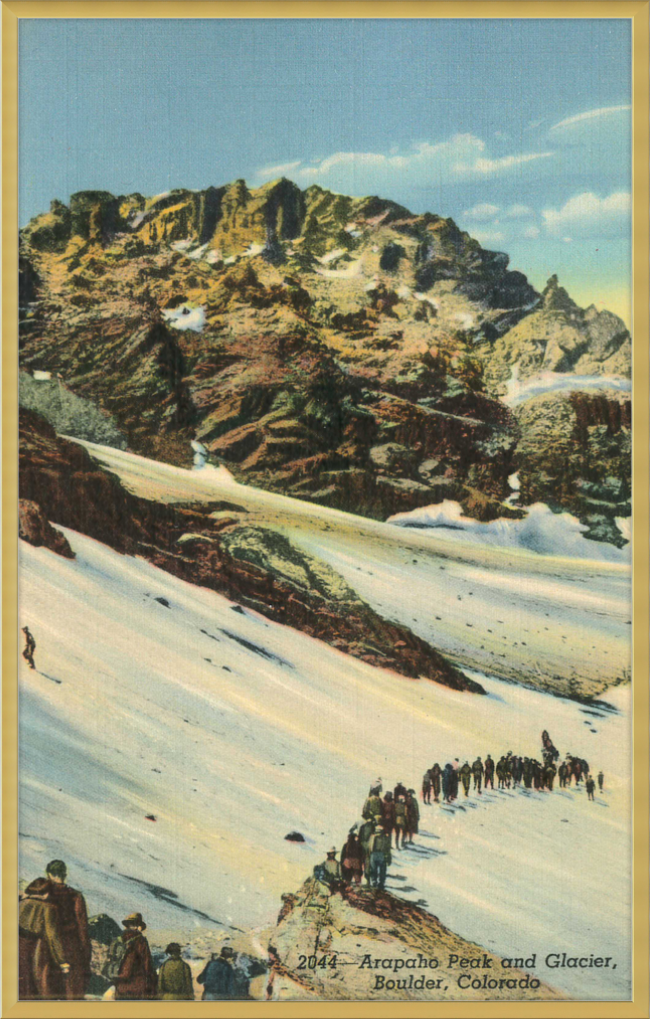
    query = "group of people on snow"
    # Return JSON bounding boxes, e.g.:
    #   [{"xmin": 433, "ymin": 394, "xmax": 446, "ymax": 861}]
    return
[
  {"xmin": 315, "ymin": 731, "xmax": 605, "ymax": 901},
  {"xmin": 18, "ymin": 859, "xmax": 251, "ymax": 1001},
  {"xmin": 314, "ymin": 780, "xmax": 420, "ymax": 894},
  {"xmin": 421, "ymin": 733, "xmax": 604, "ymax": 804}
]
